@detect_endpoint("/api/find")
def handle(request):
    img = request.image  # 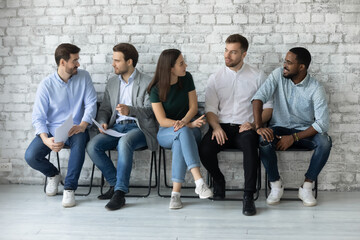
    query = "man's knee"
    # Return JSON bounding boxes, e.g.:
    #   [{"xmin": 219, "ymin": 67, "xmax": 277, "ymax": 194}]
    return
[
  {"xmin": 259, "ymin": 135, "xmax": 271, "ymax": 148},
  {"xmin": 117, "ymin": 136, "xmax": 136, "ymax": 153},
  {"xmin": 24, "ymin": 147, "xmax": 36, "ymax": 165},
  {"xmin": 315, "ymin": 133, "xmax": 332, "ymax": 151},
  {"xmin": 71, "ymin": 131, "xmax": 89, "ymax": 148},
  {"xmin": 240, "ymin": 130, "xmax": 259, "ymax": 144}
]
